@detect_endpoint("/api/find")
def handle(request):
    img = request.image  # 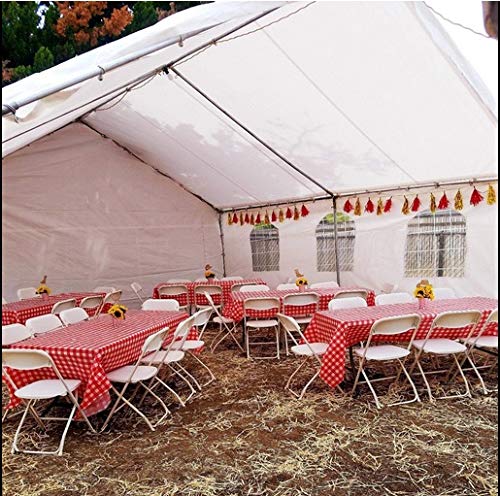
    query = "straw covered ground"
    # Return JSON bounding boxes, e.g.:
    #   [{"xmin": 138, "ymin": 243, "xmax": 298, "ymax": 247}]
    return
[{"xmin": 2, "ymin": 329, "xmax": 498, "ymax": 496}]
